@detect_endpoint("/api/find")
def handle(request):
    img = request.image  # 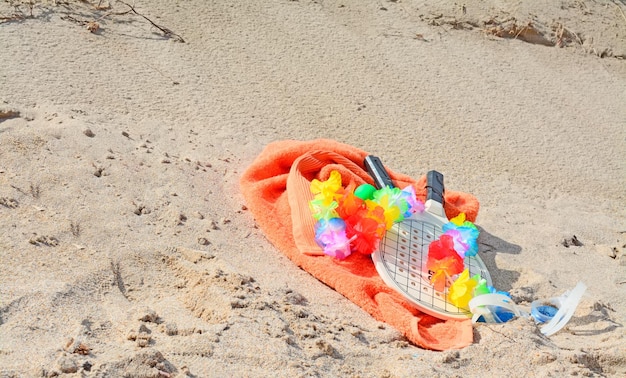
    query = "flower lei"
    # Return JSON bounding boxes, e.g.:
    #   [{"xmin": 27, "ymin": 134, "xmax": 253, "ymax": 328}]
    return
[
  {"xmin": 309, "ymin": 170, "xmax": 423, "ymax": 258},
  {"xmin": 309, "ymin": 170, "xmax": 507, "ymax": 311}
]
